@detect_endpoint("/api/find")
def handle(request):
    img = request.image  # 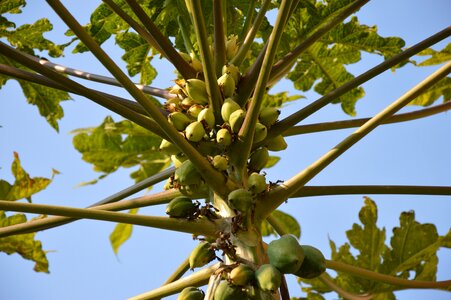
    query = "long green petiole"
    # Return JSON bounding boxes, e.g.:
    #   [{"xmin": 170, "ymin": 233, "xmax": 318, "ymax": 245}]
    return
[
  {"xmin": 283, "ymin": 102, "xmax": 451, "ymax": 136},
  {"xmin": 319, "ymin": 273, "xmax": 373, "ymax": 300},
  {"xmin": 213, "ymin": 0, "xmax": 226, "ymax": 76},
  {"xmin": 325, "ymin": 260, "xmax": 451, "ymax": 289},
  {"xmin": 0, "ymin": 200, "xmax": 219, "ymax": 237},
  {"xmin": 162, "ymin": 257, "xmax": 191, "ymax": 285},
  {"xmin": 258, "ymin": 62, "xmax": 451, "ymax": 217}
]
